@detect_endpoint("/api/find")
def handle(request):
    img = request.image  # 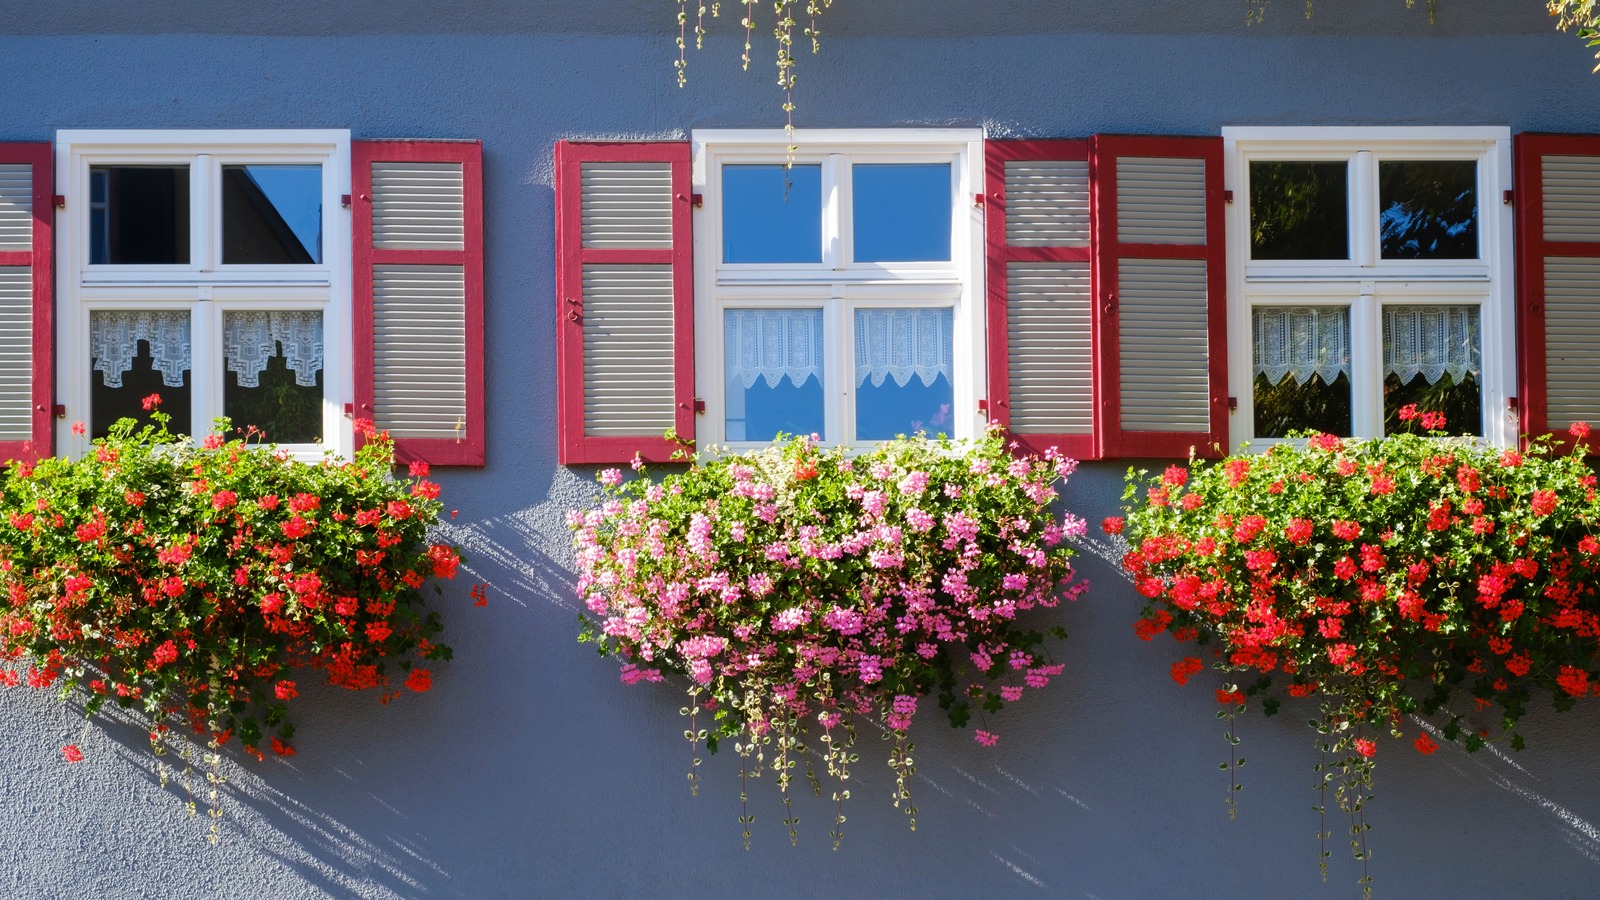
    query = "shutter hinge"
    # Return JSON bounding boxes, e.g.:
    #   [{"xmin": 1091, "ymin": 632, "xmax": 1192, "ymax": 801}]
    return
[
  {"xmin": 1503, "ymin": 189, "xmax": 1514, "ymax": 206},
  {"xmin": 977, "ymin": 398, "xmax": 989, "ymax": 413},
  {"xmin": 1224, "ymin": 190, "xmax": 1234, "ymax": 204},
  {"xmin": 1227, "ymin": 396, "xmax": 1238, "ymax": 411},
  {"xmin": 973, "ymin": 193, "xmax": 985, "ymax": 207},
  {"xmin": 683, "ymin": 193, "xmax": 703, "ymax": 208},
  {"xmin": 343, "ymin": 403, "xmax": 355, "ymax": 418},
  {"xmin": 52, "ymin": 195, "xmax": 65, "ymax": 209},
  {"xmin": 1508, "ymin": 396, "xmax": 1520, "ymax": 411},
  {"xmin": 341, "ymin": 194, "xmax": 352, "ymax": 208},
  {"xmin": 692, "ymin": 398, "xmax": 706, "ymax": 414},
  {"xmin": 52, "ymin": 404, "xmax": 65, "ymax": 419}
]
